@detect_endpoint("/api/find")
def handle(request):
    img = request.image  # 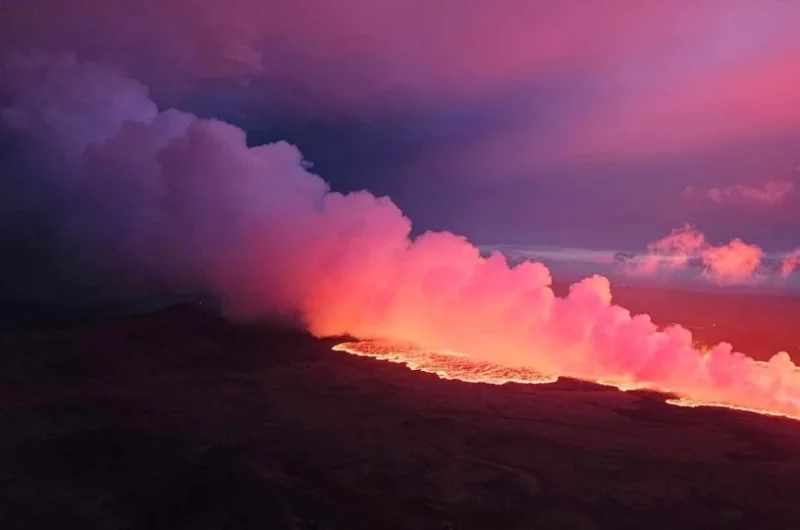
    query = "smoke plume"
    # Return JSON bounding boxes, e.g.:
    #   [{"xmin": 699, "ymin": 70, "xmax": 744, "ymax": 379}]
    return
[{"xmin": 2, "ymin": 54, "xmax": 800, "ymax": 417}]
